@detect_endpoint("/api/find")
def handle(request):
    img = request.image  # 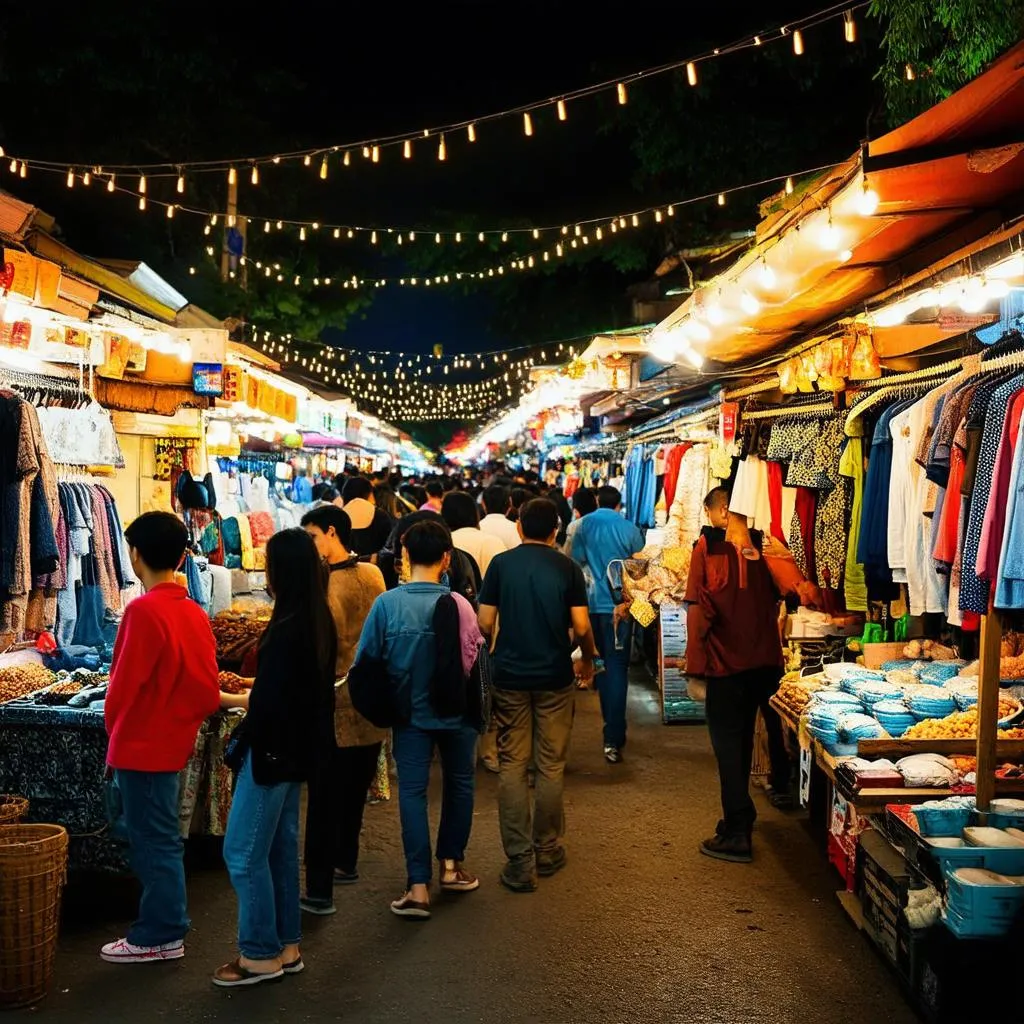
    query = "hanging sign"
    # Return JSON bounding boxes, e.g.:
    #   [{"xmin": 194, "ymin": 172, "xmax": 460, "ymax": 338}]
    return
[
  {"xmin": 719, "ymin": 401, "xmax": 739, "ymax": 446},
  {"xmin": 1, "ymin": 249, "xmax": 37, "ymax": 299},
  {"xmin": 0, "ymin": 261, "xmax": 14, "ymax": 296}
]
